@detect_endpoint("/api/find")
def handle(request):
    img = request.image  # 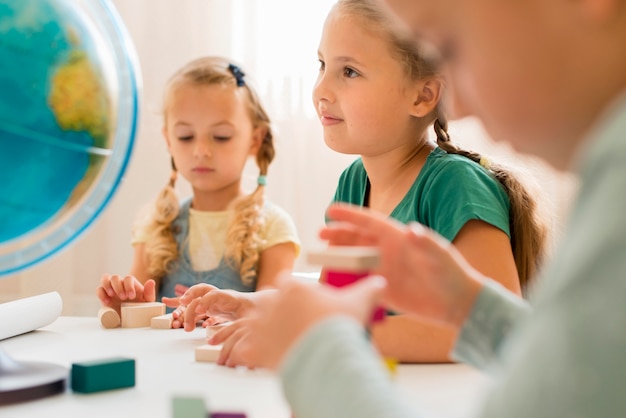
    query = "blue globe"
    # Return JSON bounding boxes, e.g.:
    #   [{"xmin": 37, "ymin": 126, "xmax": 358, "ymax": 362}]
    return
[{"xmin": 0, "ymin": 0, "xmax": 140, "ymax": 275}]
